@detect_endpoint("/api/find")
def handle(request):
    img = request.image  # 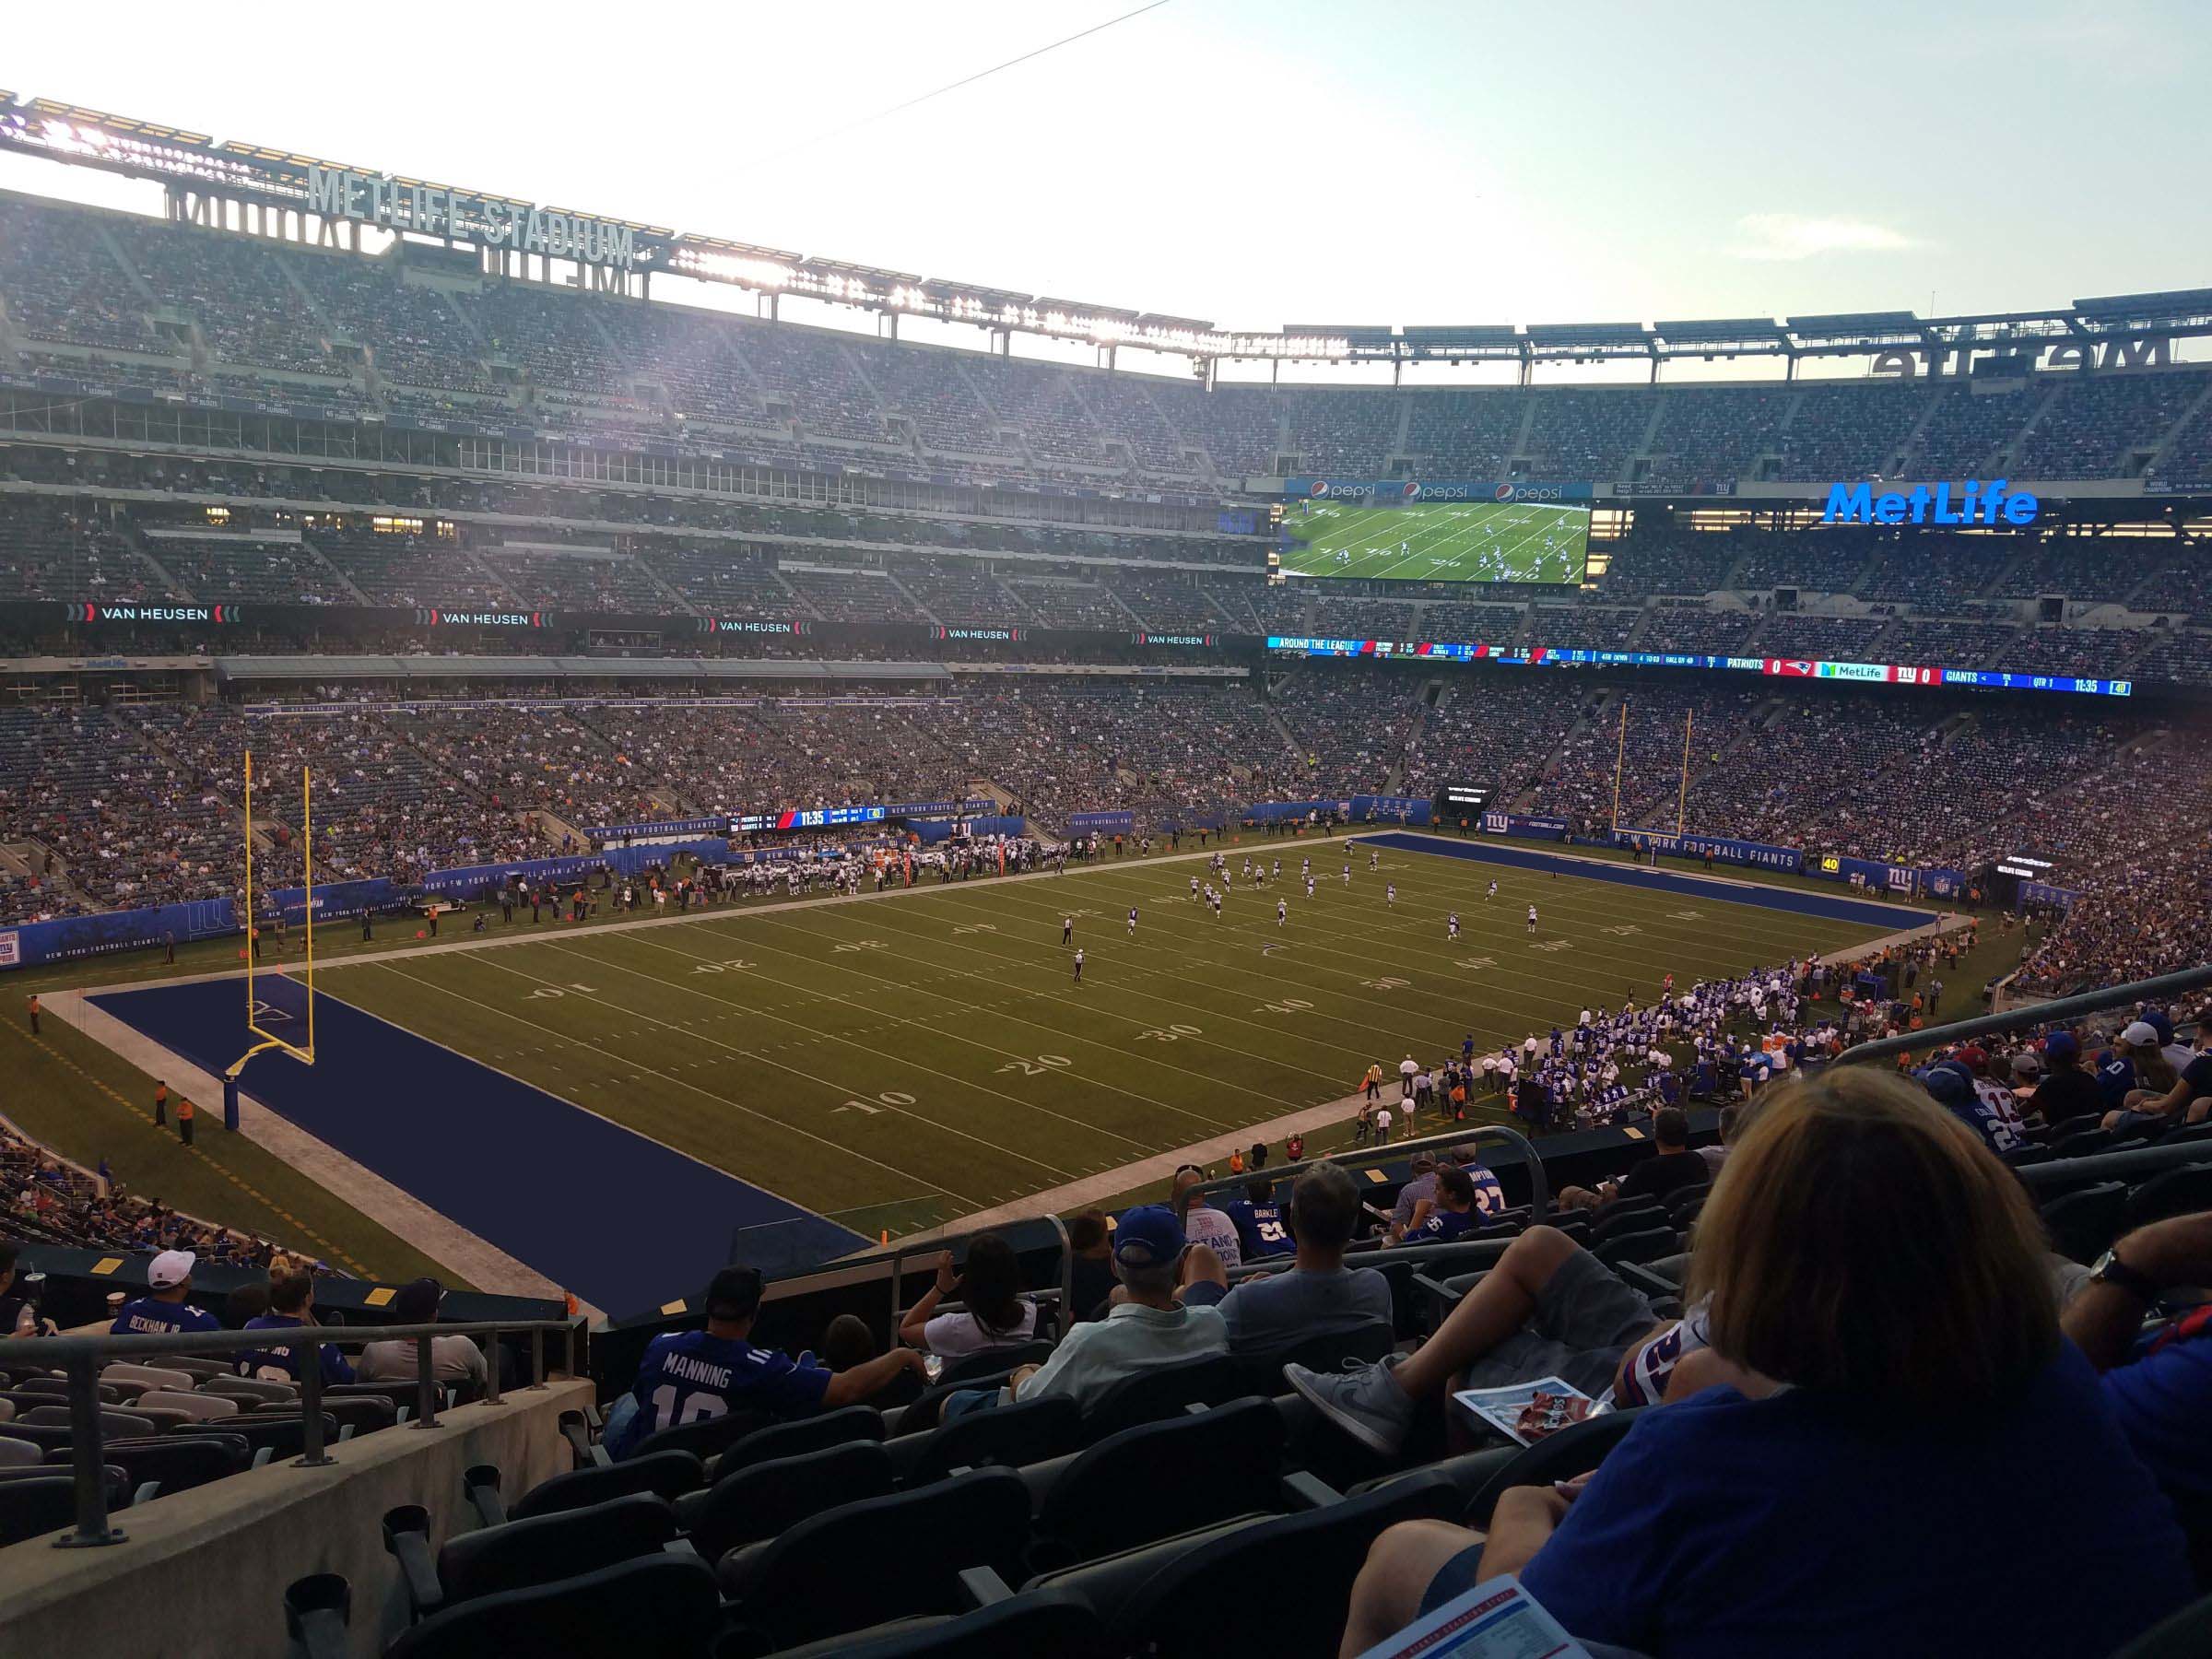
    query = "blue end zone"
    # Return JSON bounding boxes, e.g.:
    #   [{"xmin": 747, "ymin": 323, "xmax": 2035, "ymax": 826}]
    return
[
  {"xmin": 88, "ymin": 974, "xmax": 866, "ymax": 1315},
  {"xmin": 1359, "ymin": 832, "xmax": 1938, "ymax": 930}
]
